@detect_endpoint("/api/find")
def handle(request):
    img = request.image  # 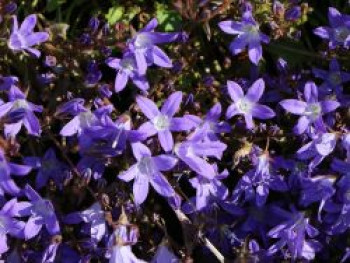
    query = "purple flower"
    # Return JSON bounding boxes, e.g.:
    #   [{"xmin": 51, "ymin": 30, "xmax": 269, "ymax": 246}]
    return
[
  {"xmin": 118, "ymin": 142, "xmax": 177, "ymax": 205},
  {"xmin": 127, "ymin": 18, "xmax": 180, "ymax": 73},
  {"xmin": 0, "ymin": 198, "xmax": 25, "ymax": 255},
  {"xmin": 312, "ymin": 58, "xmax": 350, "ymax": 97},
  {"xmin": 106, "ymin": 52, "xmax": 149, "ymax": 93},
  {"xmin": 8, "ymin": 14, "xmax": 49, "ymax": 57},
  {"xmin": 299, "ymin": 176, "xmax": 336, "ymax": 221},
  {"xmin": 0, "ymin": 76, "xmax": 18, "ymax": 91},
  {"xmin": 79, "ymin": 202, "xmax": 106, "ymax": 242},
  {"xmin": 279, "ymin": 81, "xmax": 340, "ymax": 134},
  {"xmin": 187, "ymin": 164, "xmax": 228, "ymax": 211},
  {"xmin": 268, "ymin": 210, "xmax": 321, "ymax": 261},
  {"xmin": 314, "ymin": 7, "xmax": 350, "ymax": 49},
  {"xmin": 226, "ymin": 78, "xmax": 275, "ymax": 129},
  {"xmin": 0, "ymin": 86, "xmax": 43, "ymax": 137},
  {"xmin": 174, "ymin": 136, "xmax": 227, "ymax": 179},
  {"xmin": 232, "ymin": 151, "xmax": 288, "ymax": 207},
  {"xmin": 137, "ymin": 91, "xmax": 195, "ymax": 152},
  {"xmin": 16, "ymin": 185, "xmax": 60, "ymax": 239},
  {"xmin": 24, "ymin": 148, "xmax": 69, "ymax": 189},
  {"xmin": 219, "ymin": 11, "xmax": 270, "ymax": 65},
  {"xmin": 186, "ymin": 102, "xmax": 231, "ymax": 141},
  {"xmin": 0, "ymin": 149, "xmax": 31, "ymax": 197},
  {"xmin": 342, "ymin": 132, "xmax": 350, "ymax": 162}
]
